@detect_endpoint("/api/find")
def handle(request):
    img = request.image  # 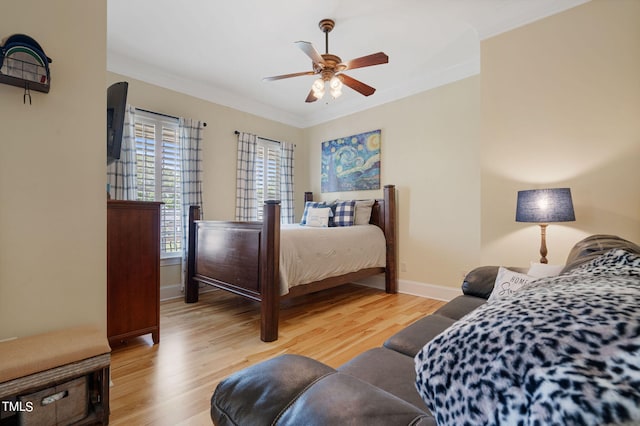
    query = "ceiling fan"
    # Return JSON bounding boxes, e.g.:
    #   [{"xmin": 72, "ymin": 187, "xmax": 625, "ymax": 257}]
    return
[{"xmin": 263, "ymin": 19, "xmax": 389, "ymax": 103}]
